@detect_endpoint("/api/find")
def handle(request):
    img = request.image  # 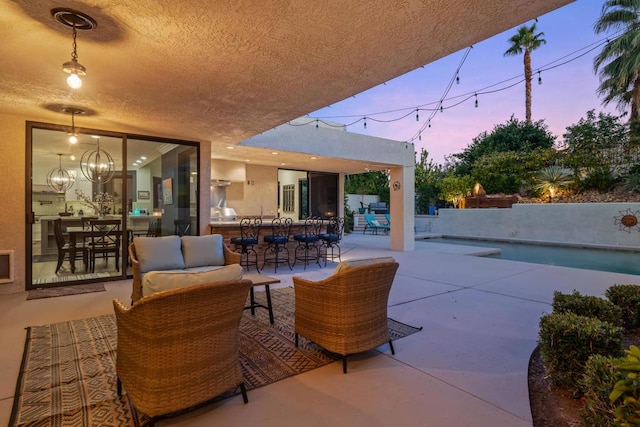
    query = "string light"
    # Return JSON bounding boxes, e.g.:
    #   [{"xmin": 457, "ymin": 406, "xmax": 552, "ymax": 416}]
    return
[{"xmin": 290, "ymin": 31, "xmax": 620, "ymax": 144}]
